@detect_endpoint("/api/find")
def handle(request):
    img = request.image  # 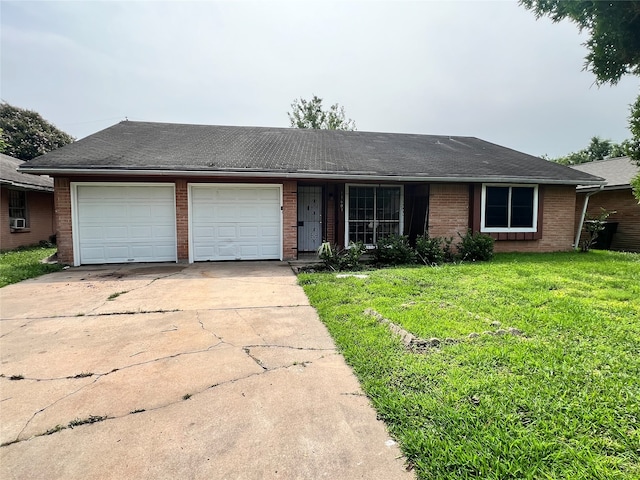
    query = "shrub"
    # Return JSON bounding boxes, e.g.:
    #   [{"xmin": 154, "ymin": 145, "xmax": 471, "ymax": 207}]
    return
[
  {"xmin": 456, "ymin": 229, "xmax": 494, "ymax": 262},
  {"xmin": 374, "ymin": 235, "xmax": 416, "ymax": 266},
  {"xmin": 415, "ymin": 235, "xmax": 445, "ymax": 265},
  {"xmin": 317, "ymin": 241, "xmax": 366, "ymax": 271},
  {"xmin": 580, "ymin": 208, "xmax": 616, "ymax": 252}
]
